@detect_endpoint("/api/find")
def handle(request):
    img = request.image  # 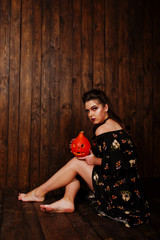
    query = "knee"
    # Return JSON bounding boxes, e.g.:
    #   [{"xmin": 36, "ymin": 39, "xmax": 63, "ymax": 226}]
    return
[
  {"xmin": 69, "ymin": 157, "xmax": 78, "ymax": 166},
  {"xmin": 68, "ymin": 157, "xmax": 81, "ymax": 170}
]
